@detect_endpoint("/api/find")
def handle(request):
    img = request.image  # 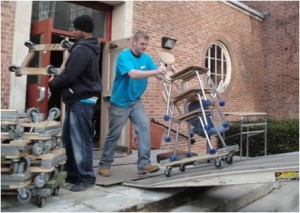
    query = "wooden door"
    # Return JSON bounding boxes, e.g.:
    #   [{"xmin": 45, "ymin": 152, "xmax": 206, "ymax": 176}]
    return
[{"xmin": 100, "ymin": 38, "xmax": 131, "ymax": 152}]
